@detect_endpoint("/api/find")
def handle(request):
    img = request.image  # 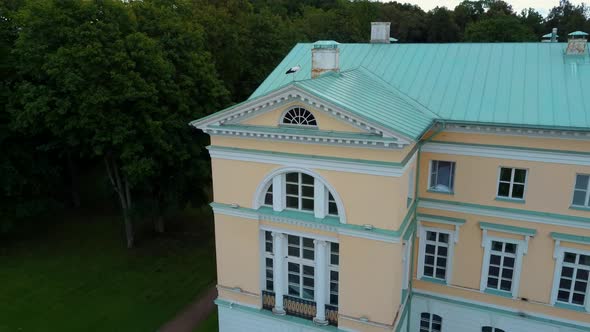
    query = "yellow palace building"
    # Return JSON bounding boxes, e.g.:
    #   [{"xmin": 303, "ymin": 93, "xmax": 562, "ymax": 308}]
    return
[{"xmin": 191, "ymin": 23, "xmax": 590, "ymax": 332}]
